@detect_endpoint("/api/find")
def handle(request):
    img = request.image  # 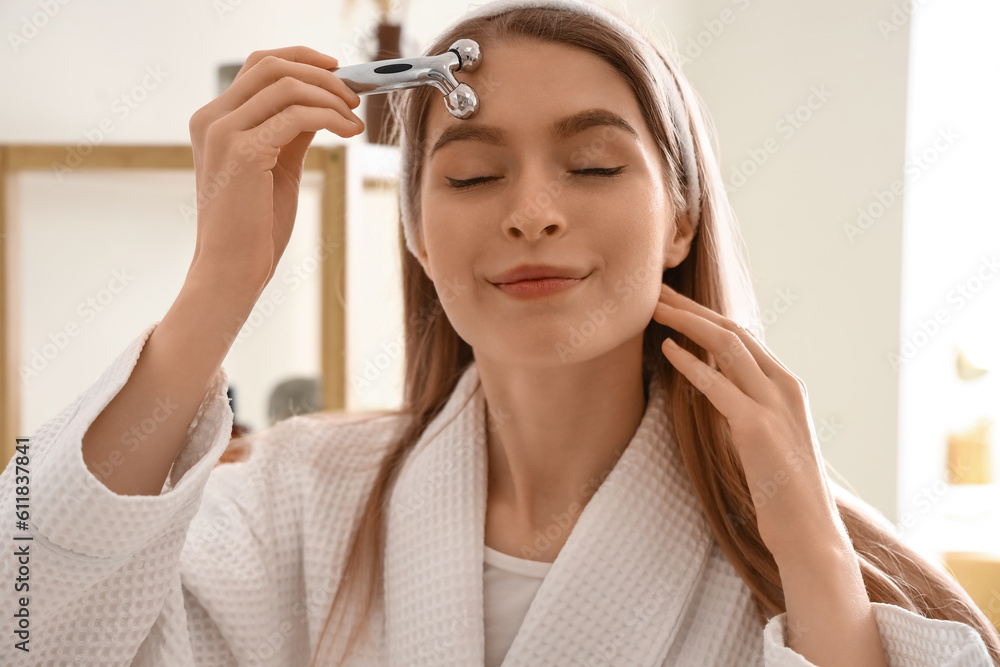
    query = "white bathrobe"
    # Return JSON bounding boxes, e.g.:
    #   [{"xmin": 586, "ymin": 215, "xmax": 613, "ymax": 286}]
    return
[{"xmin": 0, "ymin": 321, "xmax": 992, "ymax": 666}]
